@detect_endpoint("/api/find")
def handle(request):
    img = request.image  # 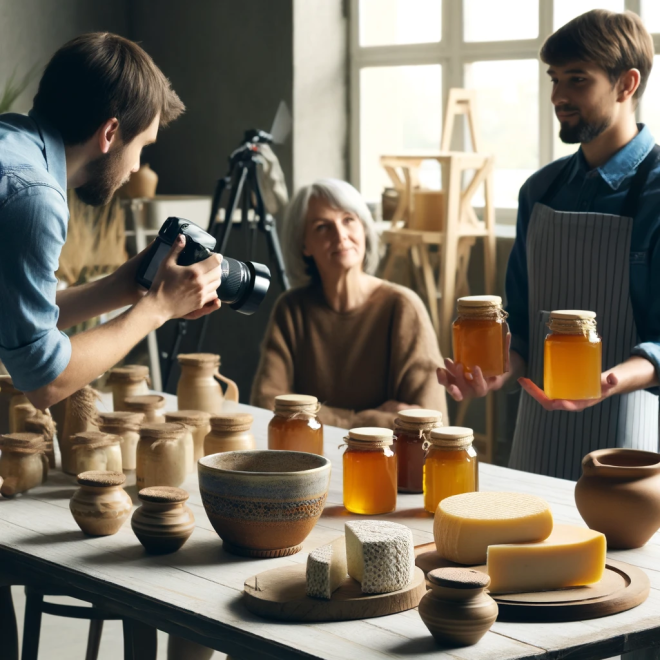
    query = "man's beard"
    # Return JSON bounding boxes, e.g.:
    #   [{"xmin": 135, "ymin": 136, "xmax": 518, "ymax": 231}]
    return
[
  {"xmin": 75, "ymin": 148, "xmax": 130, "ymax": 206},
  {"xmin": 558, "ymin": 106, "xmax": 611, "ymax": 144}
]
